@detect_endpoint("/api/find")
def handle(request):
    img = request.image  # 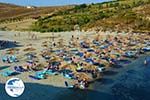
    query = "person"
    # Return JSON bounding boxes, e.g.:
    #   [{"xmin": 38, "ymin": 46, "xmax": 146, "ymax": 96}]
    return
[
  {"xmin": 52, "ymin": 42, "xmax": 56, "ymax": 47},
  {"xmin": 144, "ymin": 57, "xmax": 150, "ymax": 66},
  {"xmin": 71, "ymin": 35, "xmax": 74, "ymax": 39}
]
